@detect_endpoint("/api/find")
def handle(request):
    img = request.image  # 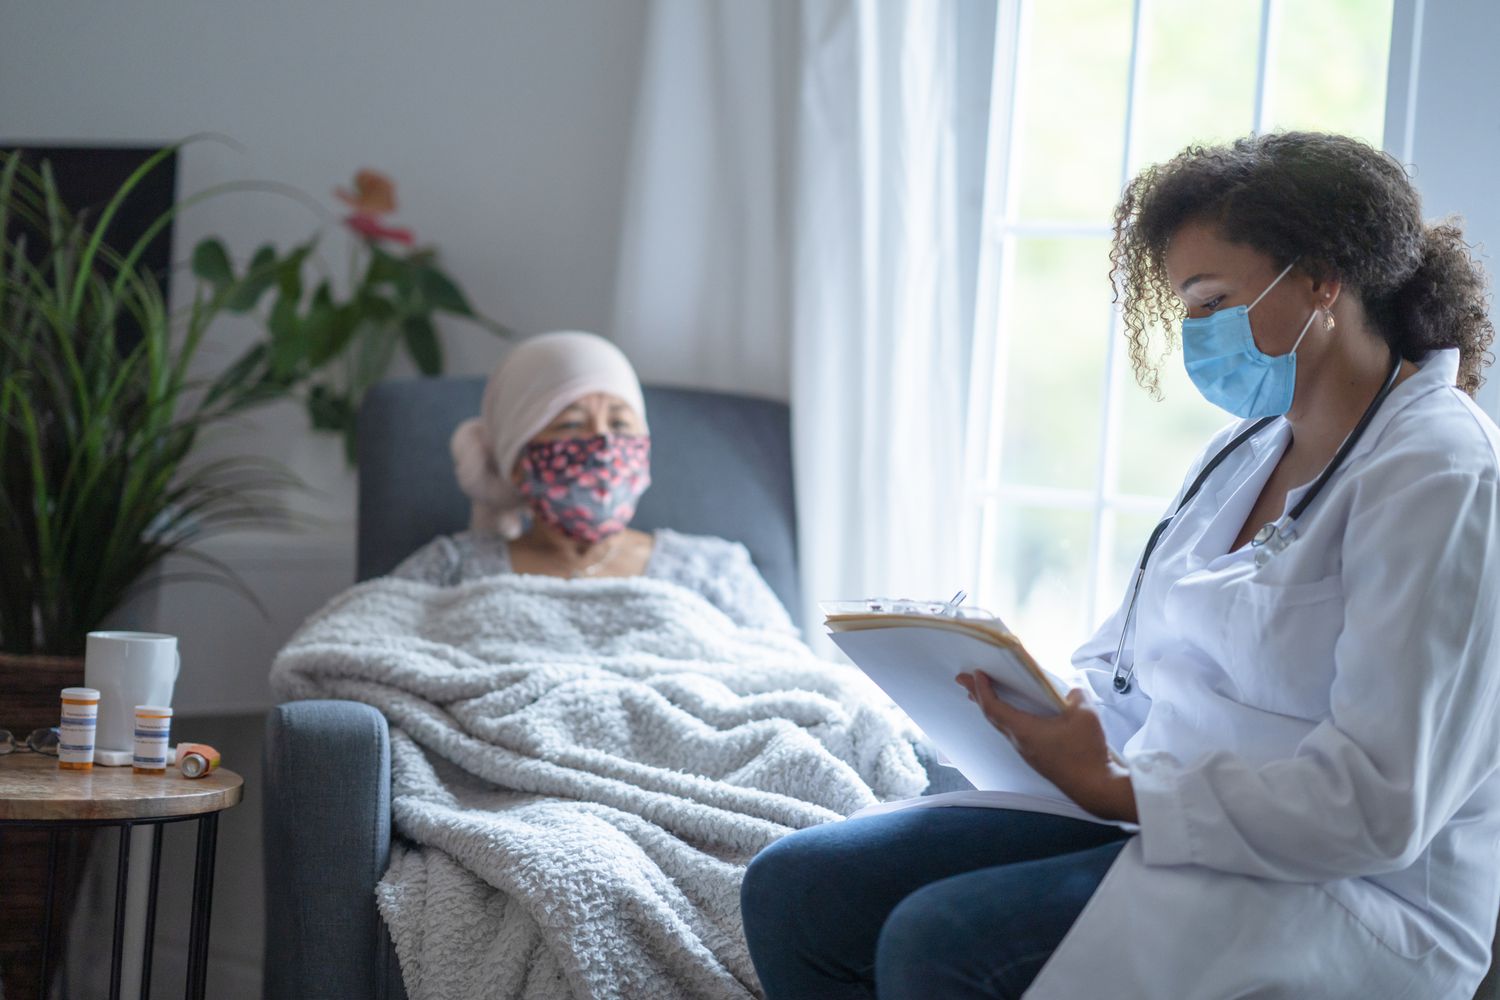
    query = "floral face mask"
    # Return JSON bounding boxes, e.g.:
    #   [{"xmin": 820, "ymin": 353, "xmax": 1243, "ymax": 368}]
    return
[{"xmin": 515, "ymin": 435, "xmax": 652, "ymax": 543}]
